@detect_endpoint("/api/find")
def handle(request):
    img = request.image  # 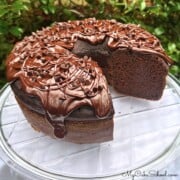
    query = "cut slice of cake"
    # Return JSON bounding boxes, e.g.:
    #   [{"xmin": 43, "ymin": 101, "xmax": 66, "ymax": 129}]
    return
[{"xmin": 6, "ymin": 18, "xmax": 173, "ymax": 143}]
